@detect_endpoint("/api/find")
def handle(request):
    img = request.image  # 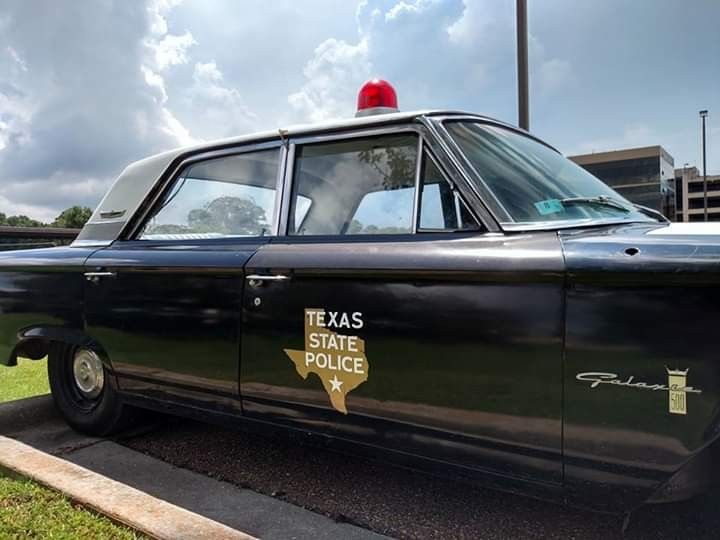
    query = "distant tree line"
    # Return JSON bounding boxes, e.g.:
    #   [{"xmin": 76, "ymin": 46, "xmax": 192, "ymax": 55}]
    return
[{"xmin": 0, "ymin": 206, "xmax": 93, "ymax": 229}]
